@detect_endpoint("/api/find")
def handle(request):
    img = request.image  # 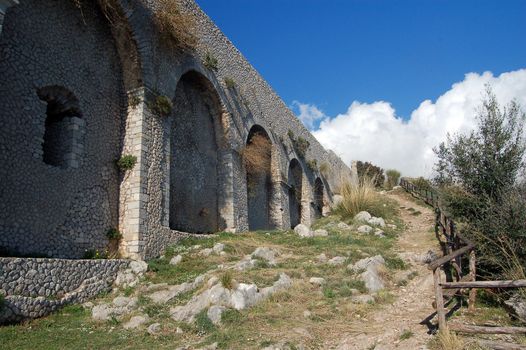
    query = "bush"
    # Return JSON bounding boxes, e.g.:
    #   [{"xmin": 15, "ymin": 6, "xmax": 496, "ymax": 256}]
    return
[
  {"xmin": 149, "ymin": 95, "xmax": 173, "ymax": 117},
  {"xmin": 356, "ymin": 161, "xmax": 384, "ymax": 188},
  {"xmin": 385, "ymin": 169, "xmax": 401, "ymax": 189},
  {"xmin": 152, "ymin": 0, "xmax": 197, "ymax": 51},
  {"xmin": 220, "ymin": 271, "xmax": 234, "ymax": 290},
  {"xmin": 116, "ymin": 155, "xmax": 137, "ymax": 171},
  {"xmin": 83, "ymin": 249, "xmax": 108, "ymax": 259},
  {"xmin": 203, "ymin": 52, "xmax": 218, "ymax": 71},
  {"xmin": 224, "ymin": 77, "xmax": 236, "ymax": 88},
  {"xmin": 319, "ymin": 162, "xmax": 330, "ymax": 177},
  {"xmin": 287, "ymin": 130, "xmax": 310, "ymax": 158},
  {"xmin": 307, "ymin": 159, "xmax": 318, "ymax": 172},
  {"xmin": 106, "ymin": 228, "xmax": 122, "ymax": 240},
  {"xmin": 241, "ymin": 134, "xmax": 271, "ymax": 175}
]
